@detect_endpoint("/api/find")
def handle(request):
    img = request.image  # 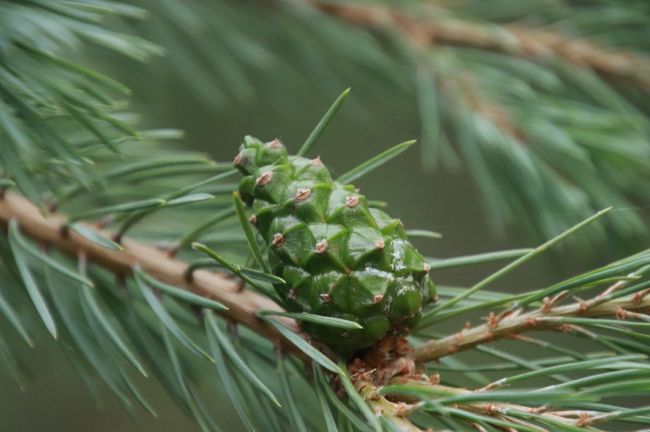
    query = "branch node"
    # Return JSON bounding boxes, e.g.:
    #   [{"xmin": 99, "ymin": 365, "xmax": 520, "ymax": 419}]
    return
[
  {"xmin": 47, "ymin": 199, "xmax": 59, "ymax": 213},
  {"xmin": 112, "ymin": 232, "xmax": 122, "ymax": 245},
  {"xmin": 484, "ymin": 403, "xmax": 497, "ymax": 416},
  {"xmin": 237, "ymin": 279, "xmax": 246, "ymax": 293},
  {"xmin": 527, "ymin": 405, "xmax": 548, "ymax": 414},
  {"xmin": 485, "ymin": 311, "xmax": 500, "ymax": 329},
  {"xmin": 525, "ymin": 317, "xmax": 538, "ymax": 327},
  {"xmin": 577, "ymin": 298, "xmax": 588, "ymax": 315},
  {"xmin": 576, "ymin": 412, "xmax": 592, "ymax": 427},
  {"xmin": 96, "ymin": 215, "xmax": 113, "ymax": 229},
  {"xmin": 633, "ymin": 288, "xmax": 650, "ymax": 304},
  {"xmin": 167, "ymin": 245, "xmax": 180, "ymax": 258},
  {"xmin": 184, "ymin": 267, "xmax": 194, "ymax": 283}
]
